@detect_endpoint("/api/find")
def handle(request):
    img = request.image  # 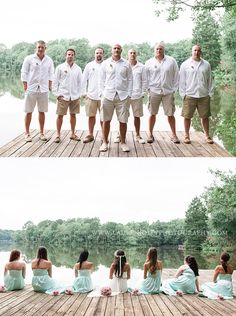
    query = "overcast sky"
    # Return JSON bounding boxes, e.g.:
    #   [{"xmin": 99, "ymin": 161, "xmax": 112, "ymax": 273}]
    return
[
  {"xmin": 0, "ymin": 0, "xmax": 193, "ymax": 48},
  {"xmin": 1, "ymin": 158, "xmax": 235, "ymax": 230}
]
